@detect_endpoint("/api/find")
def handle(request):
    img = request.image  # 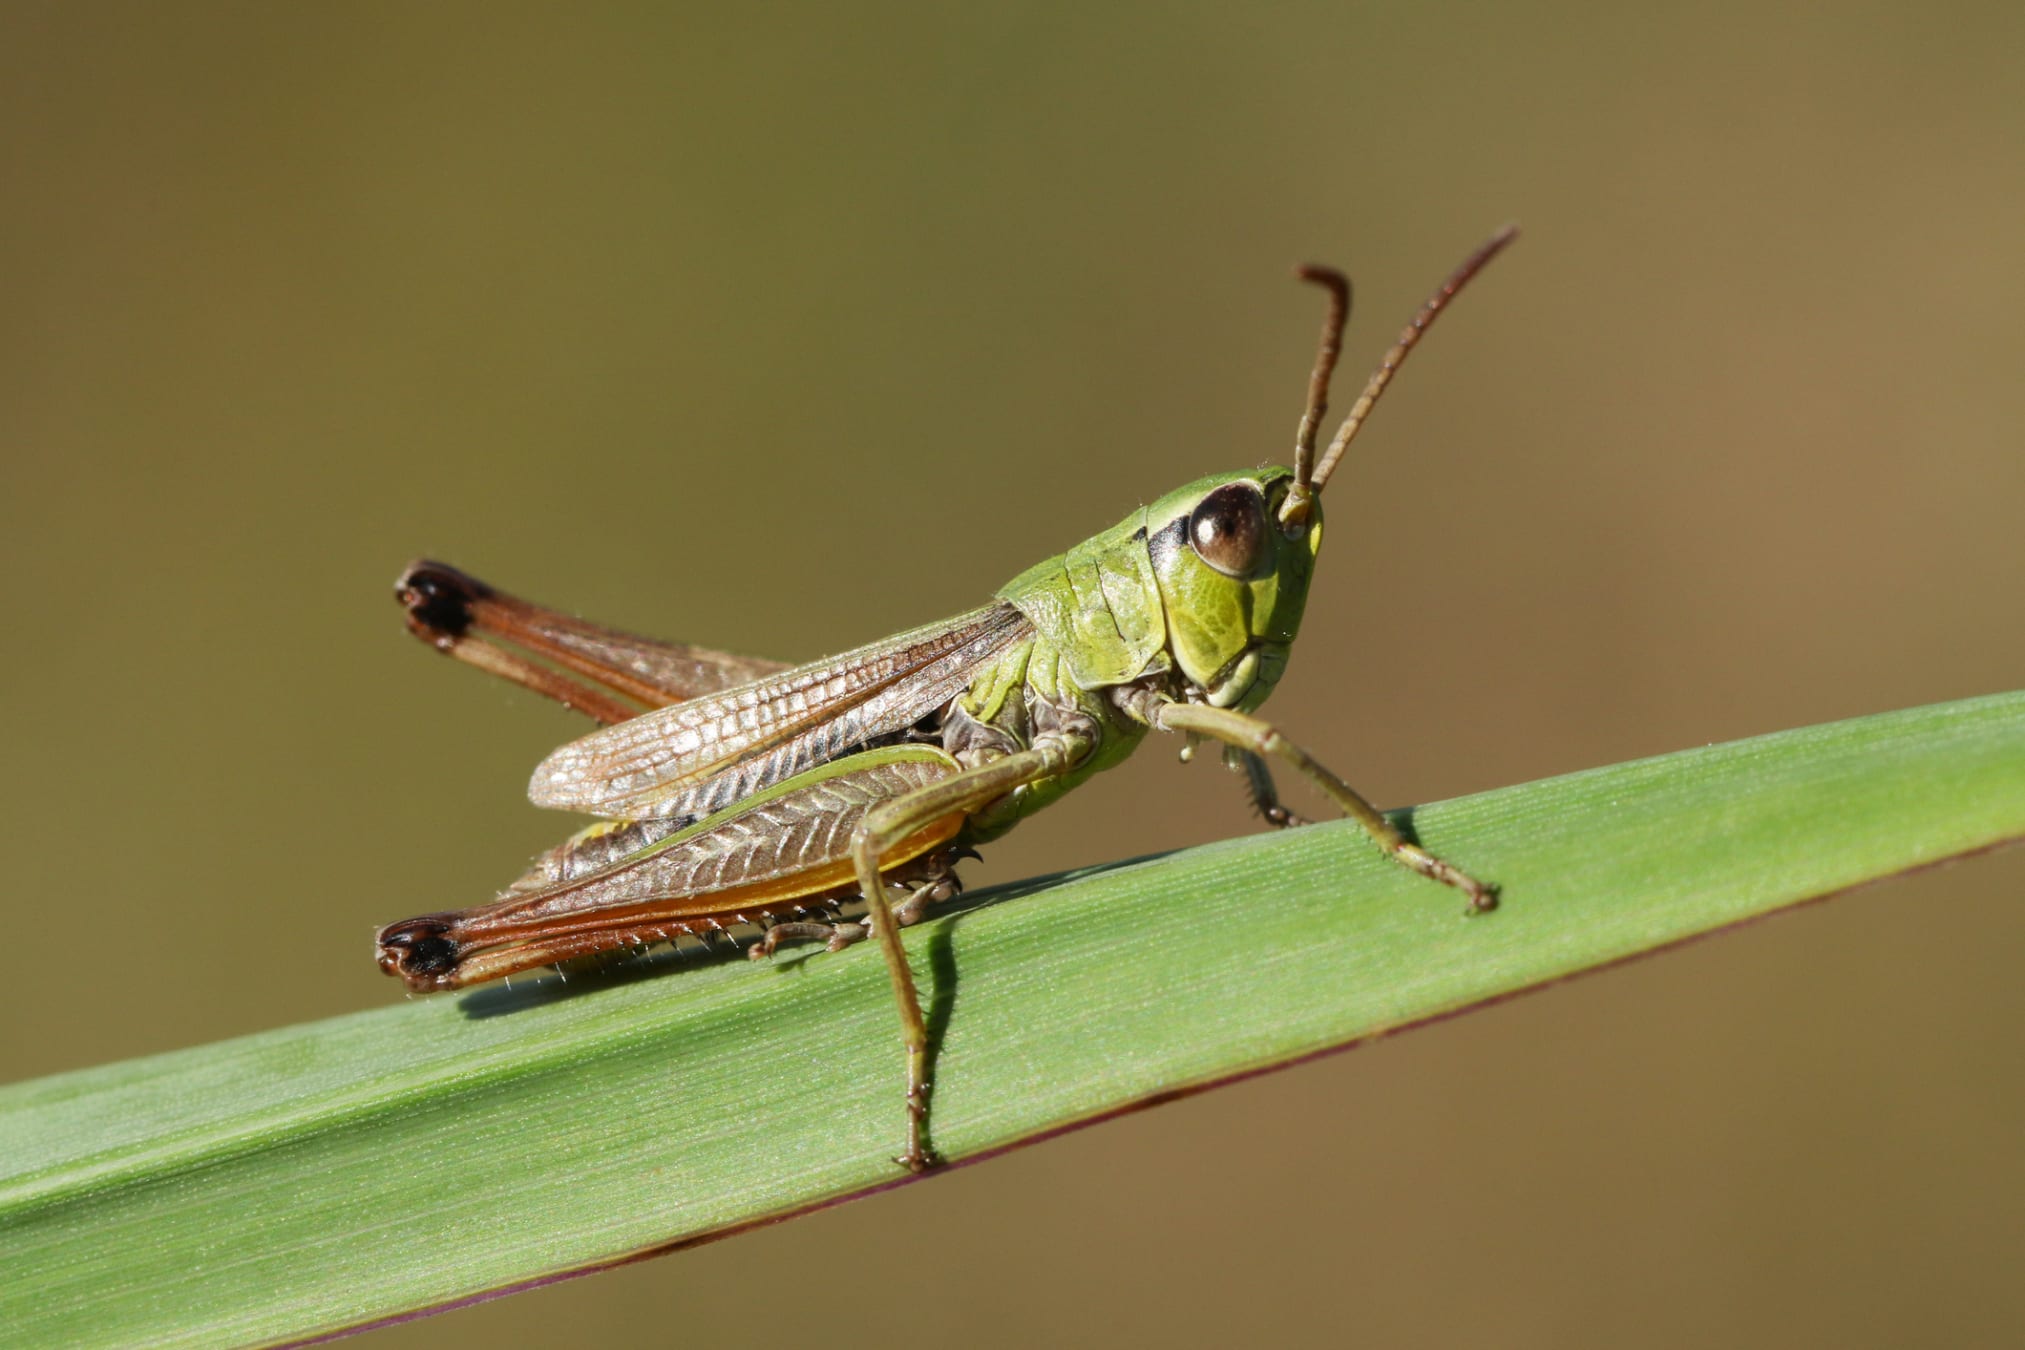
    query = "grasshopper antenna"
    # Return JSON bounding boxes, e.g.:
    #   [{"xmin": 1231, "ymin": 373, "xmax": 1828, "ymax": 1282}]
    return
[
  {"xmin": 1289, "ymin": 224, "xmax": 1519, "ymax": 518},
  {"xmin": 1285, "ymin": 263, "xmax": 1351, "ymax": 526}
]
